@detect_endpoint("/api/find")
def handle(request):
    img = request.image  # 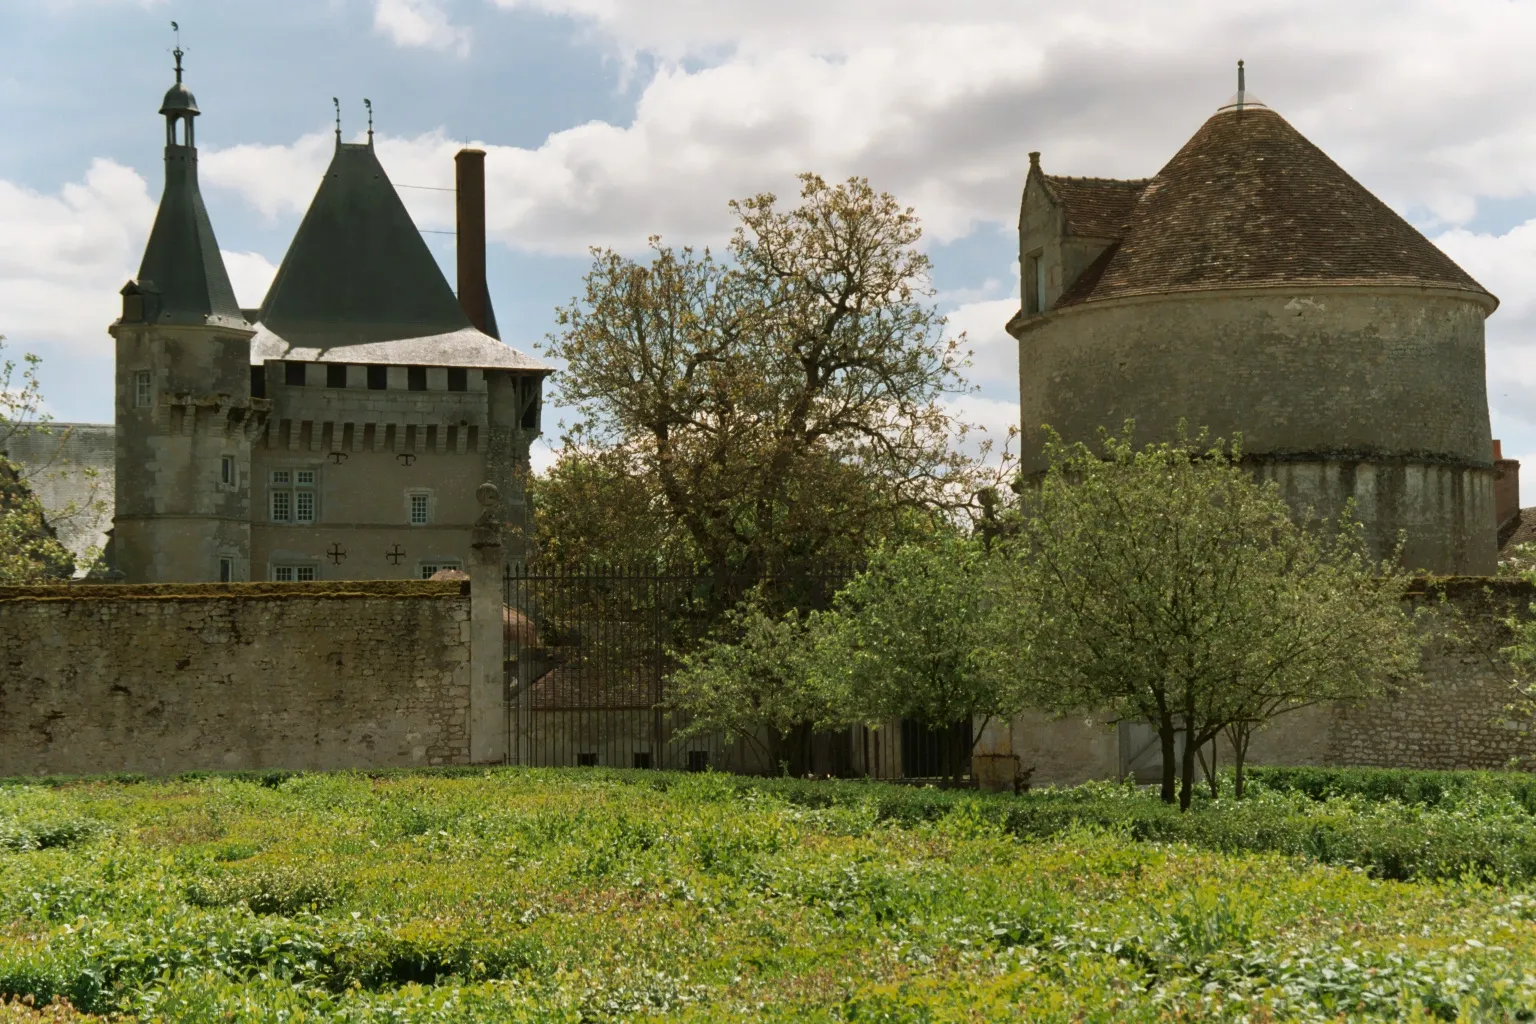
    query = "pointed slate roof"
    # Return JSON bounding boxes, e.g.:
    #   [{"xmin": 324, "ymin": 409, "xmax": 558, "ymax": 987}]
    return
[
  {"xmin": 1054, "ymin": 101, "xmax": 1496, "ymax": 309},
  {"xmin": 135, "ymin": 137, "xmax": 246, "ymax": 328},
  {"xmin": 253, "ymin": 141, "xmax": 548, "ymax": 371}
]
